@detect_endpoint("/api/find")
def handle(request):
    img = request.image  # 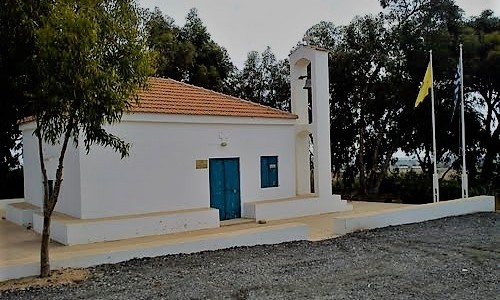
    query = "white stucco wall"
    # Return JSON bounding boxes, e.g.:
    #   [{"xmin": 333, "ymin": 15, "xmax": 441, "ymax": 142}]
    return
[
  {"xmin": 21, "ymin": 127, "xmax": 42, "ymax": 207},
  {"xmin": 78, "ymin": 114, "xmax": 297, "ymax": 219},
  {"xmin": 21, "ymin": 124, "xmax": 82, "ymax": 217}
]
